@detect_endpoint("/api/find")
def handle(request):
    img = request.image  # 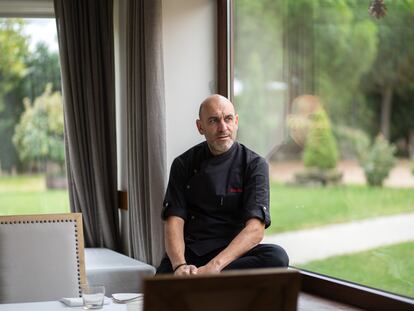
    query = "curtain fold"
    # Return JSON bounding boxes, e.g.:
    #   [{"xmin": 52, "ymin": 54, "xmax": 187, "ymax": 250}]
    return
[
  {"xmin": 126, "ymin": 0, "xmax": 166, "ymax": 265},
  {"xmin": 54, "ymin": 0, "xmax": 120, "ymax": 250}
]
